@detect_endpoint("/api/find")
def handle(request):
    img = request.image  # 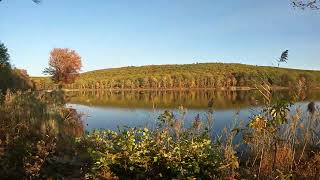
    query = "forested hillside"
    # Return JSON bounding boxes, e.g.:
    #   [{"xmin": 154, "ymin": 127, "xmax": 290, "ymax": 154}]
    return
[{"xmin": 32, "ymin": 63, "xmax": 320, "ymax": 90}]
